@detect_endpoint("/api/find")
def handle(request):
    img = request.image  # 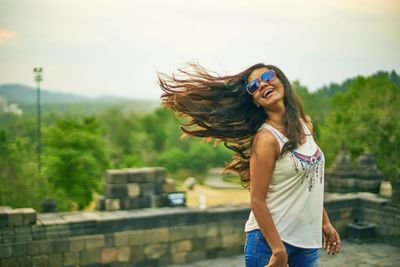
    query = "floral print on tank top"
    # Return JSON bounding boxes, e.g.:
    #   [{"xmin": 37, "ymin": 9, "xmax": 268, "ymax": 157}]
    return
[
  {"xmin": 266, "ymin": 125, "xmax": 324, "ymax": 192},
  {"xmin": 290, "ymin": 147, "xmax": 324, "ymax": 192}
]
